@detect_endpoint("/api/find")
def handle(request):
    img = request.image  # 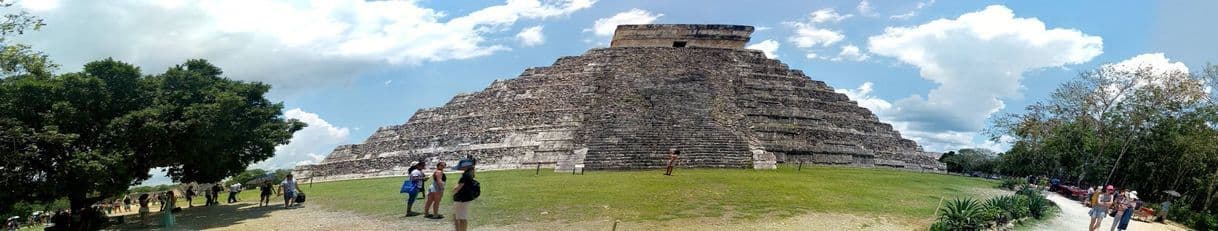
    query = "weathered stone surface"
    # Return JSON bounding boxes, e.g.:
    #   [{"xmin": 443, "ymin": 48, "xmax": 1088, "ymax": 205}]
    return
[{"xmin": 295, "ymin": 24, "xmax": 943, "ymax": 181}]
